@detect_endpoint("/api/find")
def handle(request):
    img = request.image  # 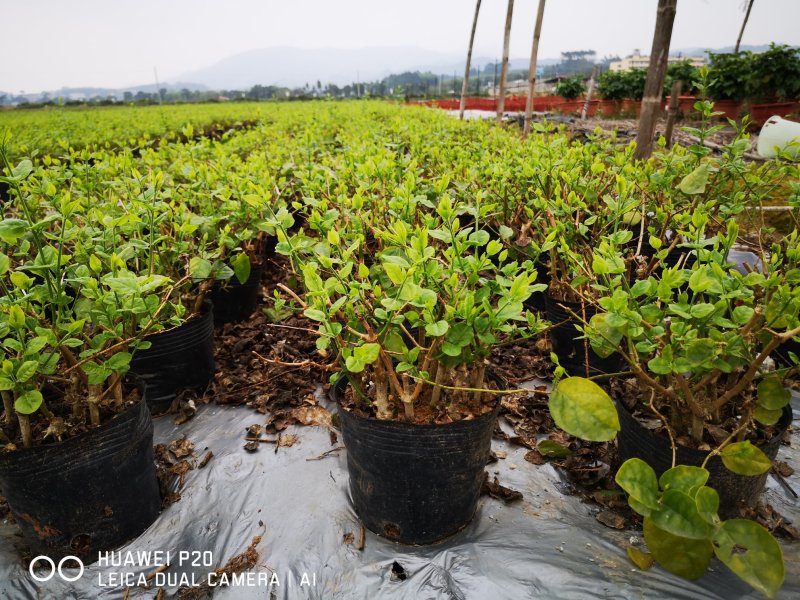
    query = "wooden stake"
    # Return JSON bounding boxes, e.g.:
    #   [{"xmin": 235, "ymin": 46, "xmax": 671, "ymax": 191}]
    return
[
  {"xmin": 524, "ymin": 0, "xmax": 547, "ymax": 136},
  {"xmin": 581, "ymin": 65, "xmax": 598, "ymax": 120},
  {"xmin": 734, "ymin": 0, "xmax": 755, "ymax": 54},
  {"xmin": 664, "ymin": 79, "xmax": 682, "ymax": 148},
  {"xmin": 634, "ymin": 0, "xmax": 677, "ymax": 160},
  {"xmin": 496, "ymin": 0, "xmax": 515, "ymax": 124},
  {"xmin": 459, "ymin": 0, "xmax": 483, "ymax": 120}
]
